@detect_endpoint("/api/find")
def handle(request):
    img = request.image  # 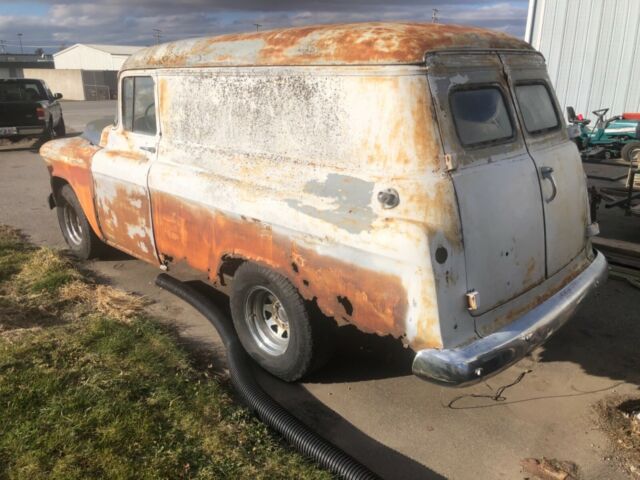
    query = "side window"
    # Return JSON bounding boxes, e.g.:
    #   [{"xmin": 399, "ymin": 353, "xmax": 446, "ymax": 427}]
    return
[
  {"xmin": 515, "ymin": 83, "xmax": 559, "ymax": 134},
  {"xmin": 450, "ymin": 87, "xmax": 514, "ymax": 147},
  {"xmin": 41, "ymin": 81, "xmax": 54, "ymax": 99},
  {"xmin": 122, "ymin": 77, "xmax": 134, "ymax": 131},
  {"xmin": 121, "ymin": 76, "xmax": 156, "ymax": 135}
]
